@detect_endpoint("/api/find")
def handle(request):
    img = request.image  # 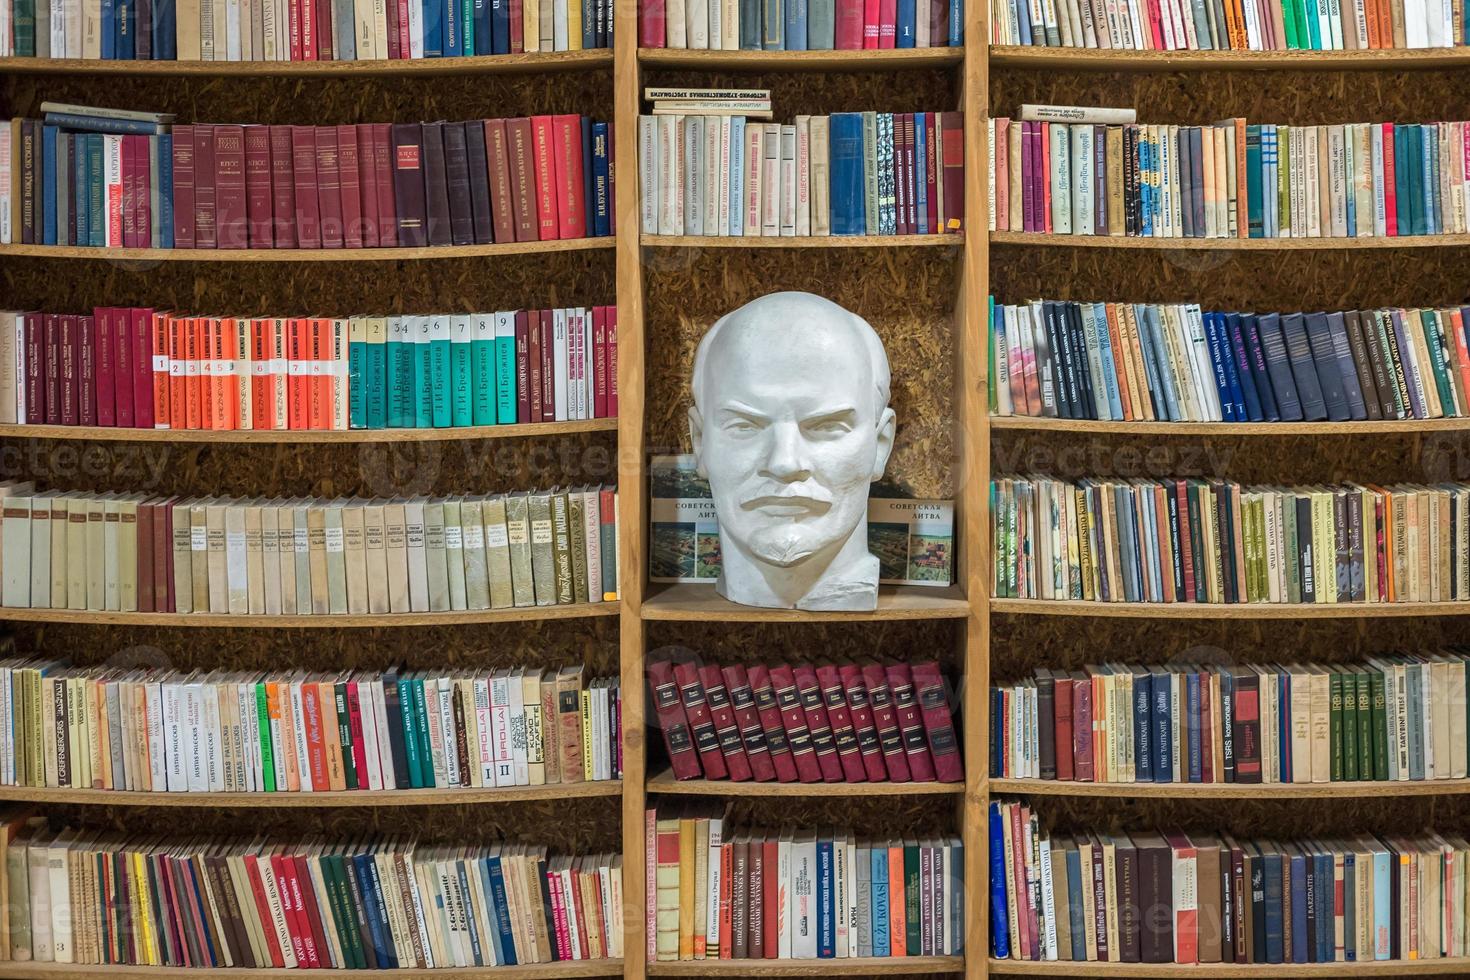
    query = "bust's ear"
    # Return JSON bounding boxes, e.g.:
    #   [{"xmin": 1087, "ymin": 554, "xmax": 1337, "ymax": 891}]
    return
[
  {"xmin": 689, "ymin": 406, "xmax": 708, "ymax": 478},
  {"xmin": 871, "ymin": 406, "xmax": 896, "ymax": 481}
]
